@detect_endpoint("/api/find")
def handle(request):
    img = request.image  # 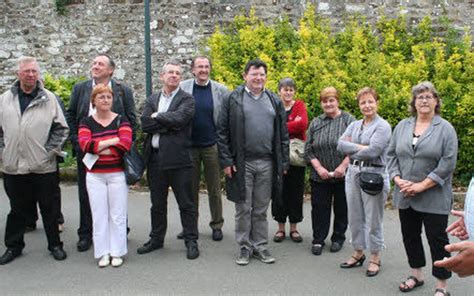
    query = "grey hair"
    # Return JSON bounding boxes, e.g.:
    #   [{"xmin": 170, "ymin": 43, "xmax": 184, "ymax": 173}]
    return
[
  {"xmin": 278, "ymin": 77, "xmax": 296, "ymax": 91},
  {"xmin": 410, "ymin": 81, "xmax": 441, "ymax": 115},
  {"xmin": 15, "ymin": 56, "xmax": 40, "ymax": 73},
  {"xmin": 161, "ymin": 59, "xmax": 182, "ymax": 74}
]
